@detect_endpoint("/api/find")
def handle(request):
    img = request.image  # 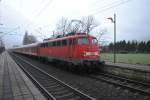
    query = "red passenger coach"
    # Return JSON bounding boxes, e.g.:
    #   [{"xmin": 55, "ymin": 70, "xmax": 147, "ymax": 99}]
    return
[
  {"xmin": 12, "ymin": 33, "xmax": 101, "ymax": 69},
  {"xmin": 13, "ymin": 43, "xmax": 39, "ymax": 56}
]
